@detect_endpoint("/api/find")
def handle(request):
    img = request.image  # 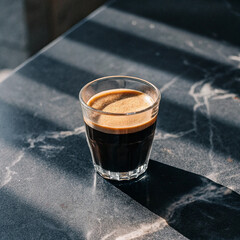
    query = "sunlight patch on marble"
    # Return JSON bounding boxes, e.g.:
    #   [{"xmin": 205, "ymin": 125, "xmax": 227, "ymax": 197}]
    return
[
  {"xmin": 44, "ymin": 37, "xmax": 167, "ymax": 80},
  {"xmin": 94, "ymin": 7, "xmax": 239, "ymax": 65},
  {"xmin": 0, "ymin": 73, "xmax": 79, "ymax": 129}
]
